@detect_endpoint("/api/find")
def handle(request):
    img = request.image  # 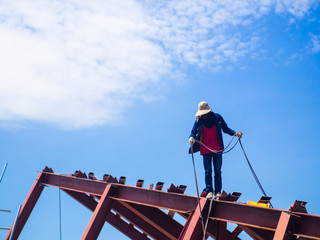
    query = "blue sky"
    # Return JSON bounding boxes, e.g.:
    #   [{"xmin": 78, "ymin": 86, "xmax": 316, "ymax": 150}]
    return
[{"xmin": 0, "ymin": 0, "xmax": 320, "ymax": 239}]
